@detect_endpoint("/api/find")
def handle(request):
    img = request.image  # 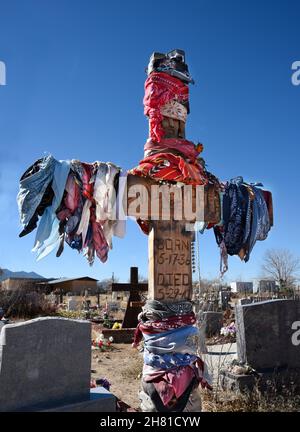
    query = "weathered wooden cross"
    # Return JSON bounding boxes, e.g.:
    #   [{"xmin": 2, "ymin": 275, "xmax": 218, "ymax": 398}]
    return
[
  {"xmin": 111, "ymin": 266, "xmax": 148, "ymax": 328},
  {"xmin": 121, "ymin": 139, "xmax": 221, "ymax": 305},
  {"xmin": 113, "ymin": 51, "xmax": 221, "ymax": 316}
]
